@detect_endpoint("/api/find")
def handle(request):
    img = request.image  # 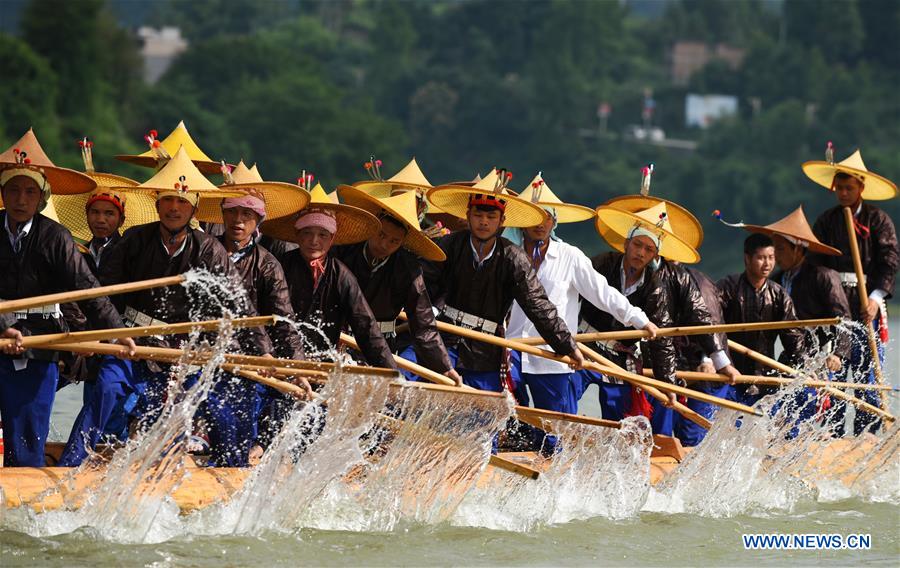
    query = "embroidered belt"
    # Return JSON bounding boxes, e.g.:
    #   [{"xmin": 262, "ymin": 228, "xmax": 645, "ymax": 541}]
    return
[
  {"xmin": 440, "ymin": 306, "xmax": 498, "ymax": 334},
  {"xmin": 838, "ymin": 272, "xmax": 864, "ymax": 286},
  {"xmin": 123, "ymin": 306, "xmax": 169, "ymax": 328},
  {"xmin": 378, "ymin": 320, "xmax": 397, "ymax": 336},
  {"xmin": 0, "ymin": 298, "xmax": 61, "ymax": 320}
]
